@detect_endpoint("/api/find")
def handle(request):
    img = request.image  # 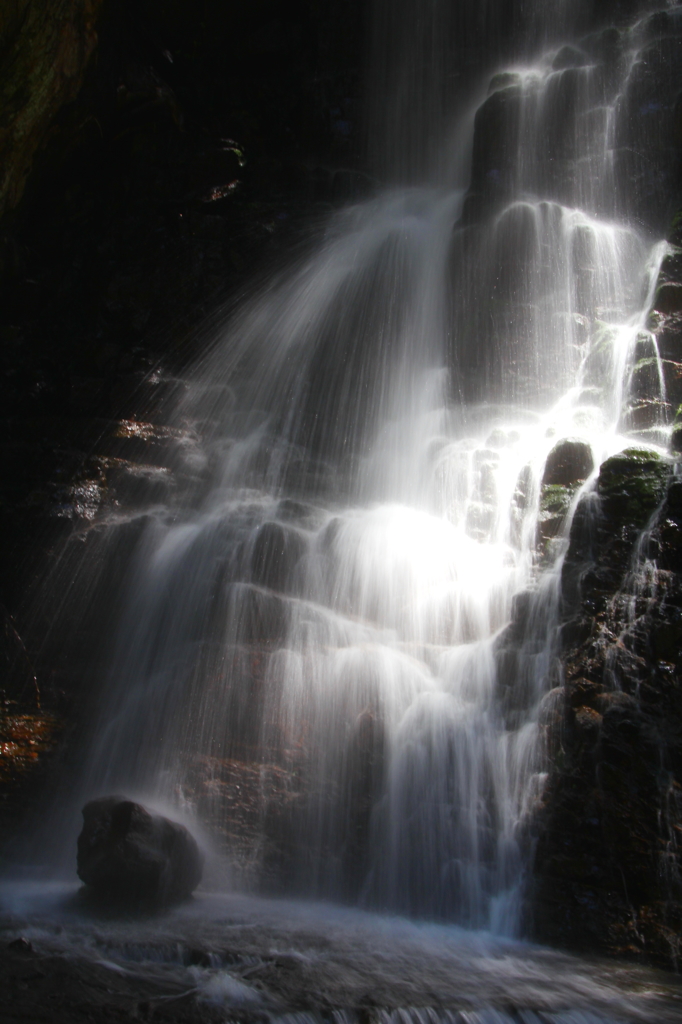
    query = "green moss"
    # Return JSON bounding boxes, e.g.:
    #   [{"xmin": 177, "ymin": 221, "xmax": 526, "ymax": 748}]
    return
[
  {"xmin": 540, "ymin": 483, "xmax": 576, "ymax": 516},
  {"xmin": 597, "ymin": 448, "xmax": 669, "ymax": 527},
  {"xmin": 602, "ymin": 446, "xmax": 664, "ymax": 467},
  {"xmin": 537, "ymin": 482, "xmax": 579, "ymax": 558},
  {"xmin": 633, "ymin": 356, "xmax": 659, "ymax": 371}
]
